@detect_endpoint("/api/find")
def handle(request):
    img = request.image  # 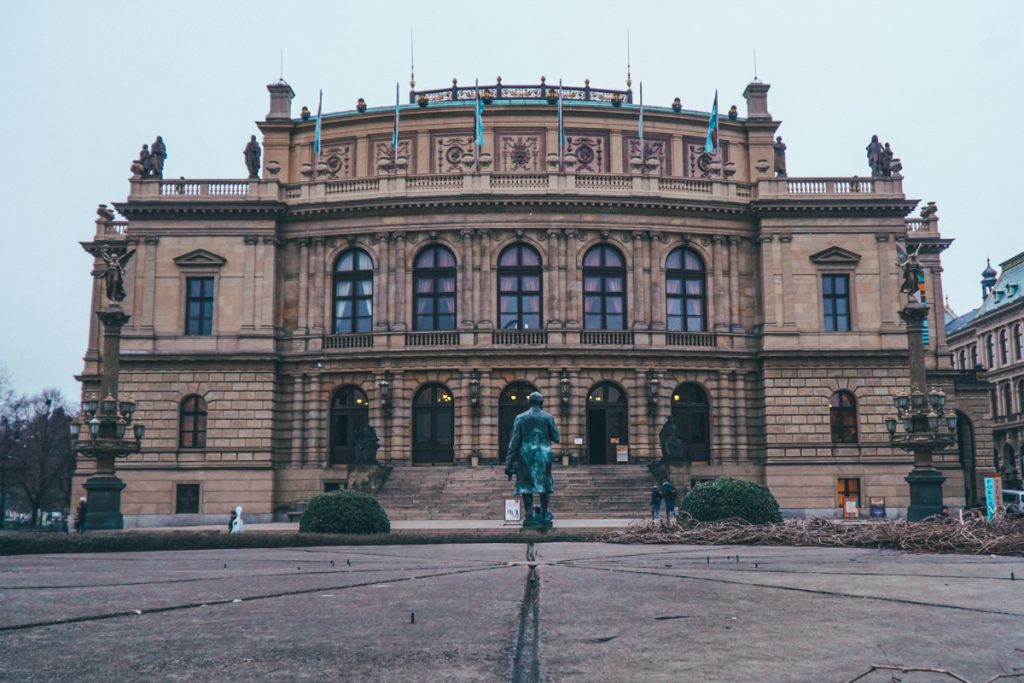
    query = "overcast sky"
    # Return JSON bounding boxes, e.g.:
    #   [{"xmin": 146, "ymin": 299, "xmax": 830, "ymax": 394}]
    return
[{"xmin": 1, "ymin": 0, "xmax": 1021, "ymax": 401}]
